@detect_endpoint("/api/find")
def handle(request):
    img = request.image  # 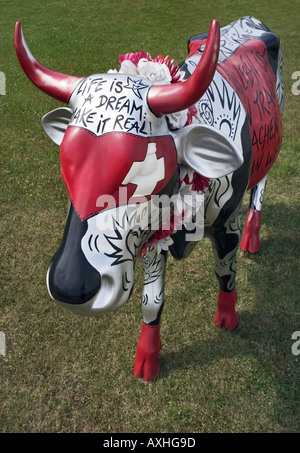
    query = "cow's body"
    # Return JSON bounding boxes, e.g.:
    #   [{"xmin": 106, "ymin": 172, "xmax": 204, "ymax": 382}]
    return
[
  {"xmin": 172, "ymin": 15, "xmax": 283, "ymax": 281},
  {"xmin": 15, "ymin": 16, "xmax": 284, "ymax": 381},
  {"xmin": 135, "ymin": 18, "xmax": 284, "ymax": 379}
]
